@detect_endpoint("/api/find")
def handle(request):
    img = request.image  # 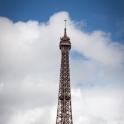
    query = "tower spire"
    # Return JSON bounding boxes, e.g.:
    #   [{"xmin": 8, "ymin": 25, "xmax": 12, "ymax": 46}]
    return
[{"xmin": 64, "ymin": 20, "xmax": 67, "ymax": 37}]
